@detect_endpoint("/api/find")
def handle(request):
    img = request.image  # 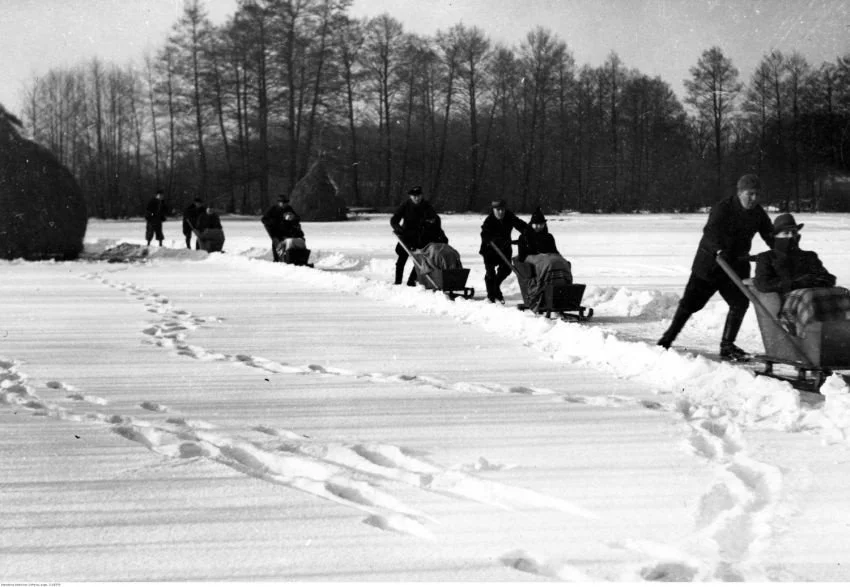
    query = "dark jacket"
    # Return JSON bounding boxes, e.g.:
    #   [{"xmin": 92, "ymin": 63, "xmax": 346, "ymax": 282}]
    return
[
  {"xmin": 479, "ymin": 210, "xmax": 529, "ymax": 262},
  {"xmin": 517, "ymin": 226, "xmax": 559, "ymax": 261},
  {"xmin": 417, "ymin": 214, "xmax": 449, "ymax": 248},
  {"xmin": 391, "ymin": 199, "xmax": 436, "ymax": 248},
  {"xmin": 753, "ymin": 246, "xmax": 836, "ymax": 294},
  {"xmin": 278, "ymin": 206, "xmax": 305, "ymax": 240},
  {"xmin": 145, "ymin": 197, "xmax": 169, "ymax": 223},
  {"xmin": 197, "ymin": 210, "xmax": 223, "ymax": 231},
  {"xmin": 261, "ymin": 203, "xmax": 287, "ymax": 239},
  {"xmin": 182, "ymin": 203, "xmax": 204, "ymax": 234},
  {"xmin": 692, "ymin": 194, "xmax": 773, "ymax": 280}
]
